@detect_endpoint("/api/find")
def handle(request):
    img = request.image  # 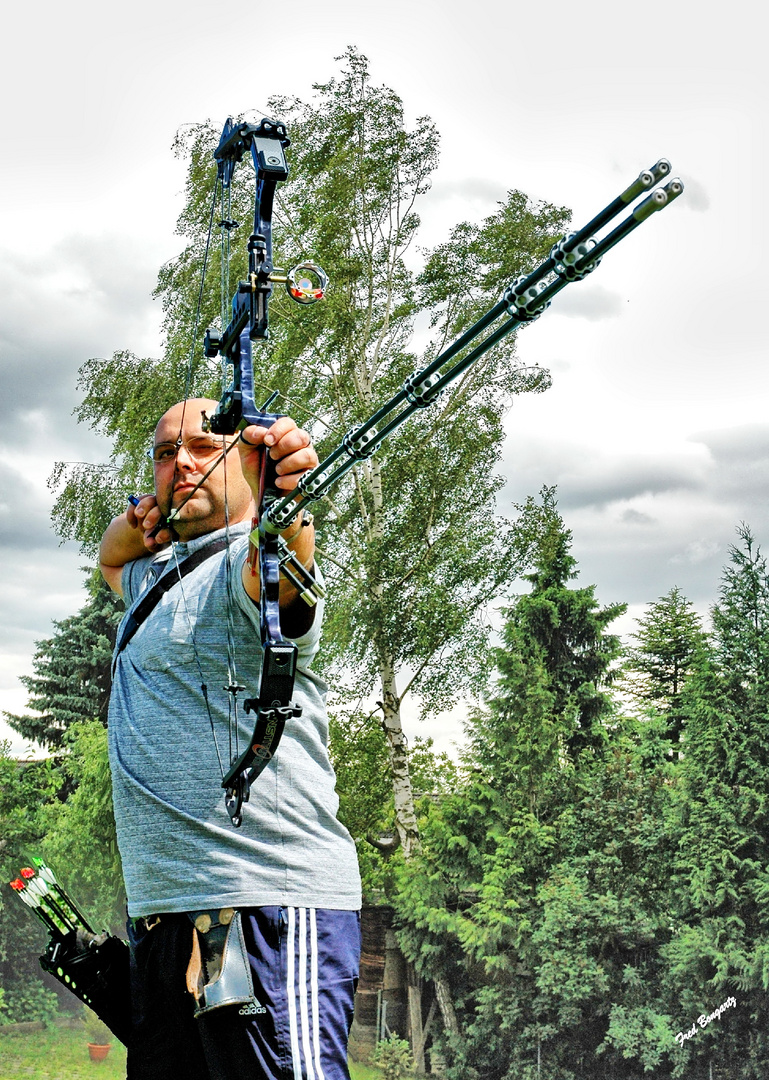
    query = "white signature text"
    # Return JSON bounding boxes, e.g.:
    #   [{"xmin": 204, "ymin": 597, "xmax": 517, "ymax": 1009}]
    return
[{"xmin": 675, "ymin": 996, "xmax": 737, "ymax": 1048}]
